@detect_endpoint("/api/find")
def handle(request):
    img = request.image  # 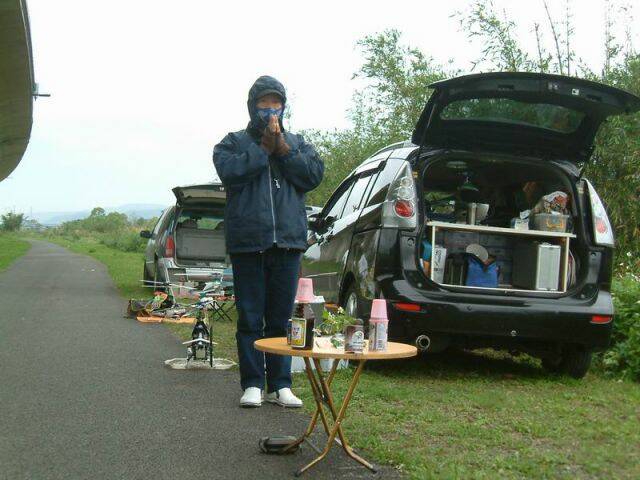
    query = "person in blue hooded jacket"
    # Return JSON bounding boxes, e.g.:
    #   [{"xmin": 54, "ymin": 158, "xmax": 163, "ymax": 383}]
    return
[{"xmin": 213, "ymin": 76, "xmax": 324, "ymax": 408}]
